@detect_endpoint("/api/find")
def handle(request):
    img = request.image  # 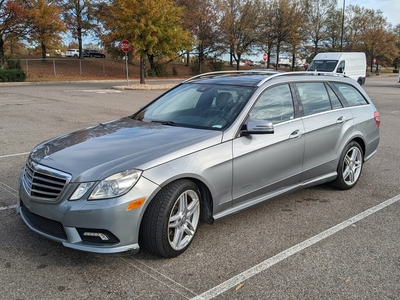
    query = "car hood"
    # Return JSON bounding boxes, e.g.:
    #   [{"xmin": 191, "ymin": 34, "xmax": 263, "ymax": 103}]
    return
[{"xmin": 30, "ymin": 117, "xmax": 222, "ymax": 182}]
